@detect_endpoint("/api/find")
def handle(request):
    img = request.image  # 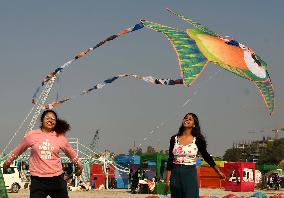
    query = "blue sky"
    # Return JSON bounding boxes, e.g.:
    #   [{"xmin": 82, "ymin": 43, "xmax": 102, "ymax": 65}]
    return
[{"xmin": 0, "ymin": 1, "xmax": 283, "ymax": 156}]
